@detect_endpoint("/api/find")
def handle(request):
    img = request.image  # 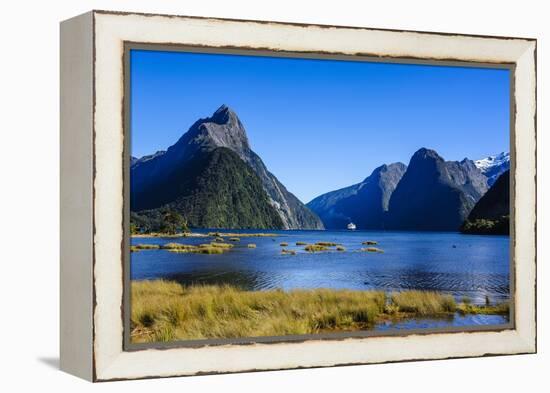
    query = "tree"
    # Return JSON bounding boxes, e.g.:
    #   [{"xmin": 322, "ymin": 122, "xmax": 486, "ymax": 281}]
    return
[{"xmin": 159, "ymin": 209, "xmax": 189, "ymax": 234}]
